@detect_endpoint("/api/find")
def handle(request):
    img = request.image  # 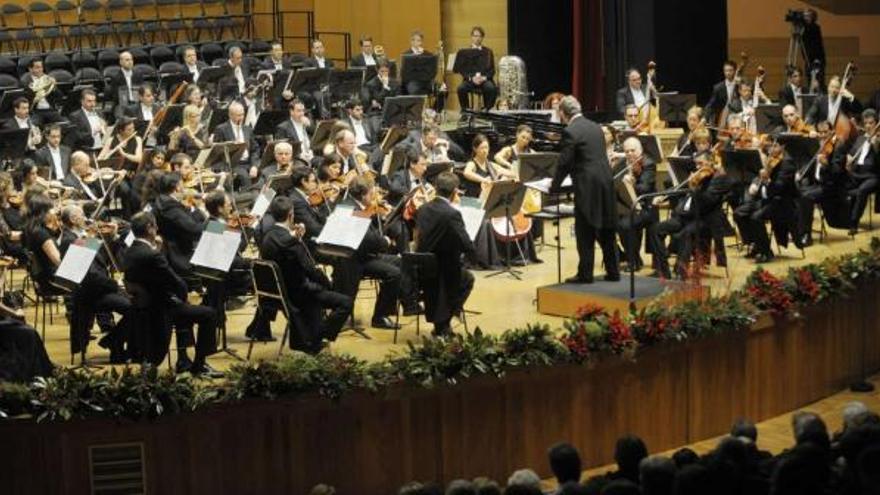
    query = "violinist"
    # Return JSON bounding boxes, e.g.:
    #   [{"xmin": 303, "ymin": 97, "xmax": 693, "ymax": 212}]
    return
[
  {"xmin": 615, "ymin": 69, "xmax": 648, "ymax": 119},
  {"xmin": 152, "ymin": 172, "xmax": 207, "ymax": 284},
  {"xmin": 615, "ymin": 137, "xmax": 658, "ymax": 272},
  {"xmin": 806, "ymin": 75, "xmax": 858, "ymax": 126},
  {"xmin": 316, "ymin": 153, "xmax": 344, "ymax": 206},
  {"xmin": 795, "ymin": 120, "xmax": 850, "ymax": 245},
  {"xmin": 604, "ymin": 125, "xmax": 624, "ymax": 164},
  {"xmin": 332, "ymin": 128, "xmax": 363, "ymax": 176},
  {"xmin": 275, "ymin": 99, "xmax": 315, "ymax": 162},
  {"xmin": 0, "ymin": 172, "xmax": 24, "ymax": 265},
  {"xmin": 62, "ymin": 151, "xmax": 103, "ymax": 202},
  {"xmin": 674, "ymin": 106, "xmax": 705, "ymax": 157},
  {"xmin": 388, "ymin": 147, "xmax": 430, "ymax": 251},
  {"xmin": 262, "ymin": 141, "xmax": 296, "ymax": 180},
  {"xmin": 289, "ymin": 165, "xmax": 329, "ymax": 243},
  {"xmin": 782, "ymin": 104, "xmax": 816, "ymax": 137},
  {"xmin": 34, "ymin": 124, "xmax": 72, "ymax": 181},
  {"xmin": 723, "ymin": 115, "xmax": 761, "ymax": 151},
  {"xmin": 845, "ymin": 108, "xmax": 880, "ymax": 234},
  {"xmin": 336, "ymin": 176, "xmax": 419, "ymax": 327},
  {"xmin": 169, "ymin": 104, "xmax": 209, "ymax": 158},
  {"xmin": 494, "ymin": 124, "xmax": 535, "ymax": 173}
]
